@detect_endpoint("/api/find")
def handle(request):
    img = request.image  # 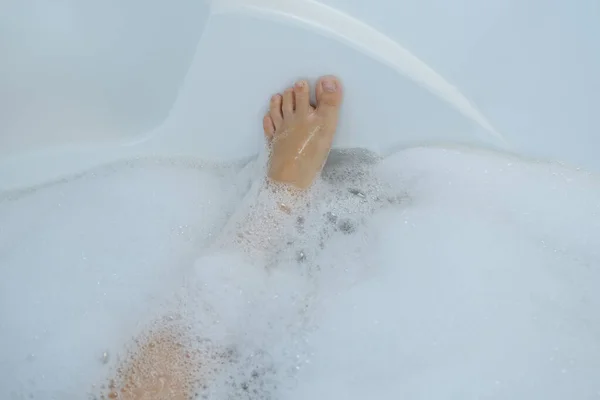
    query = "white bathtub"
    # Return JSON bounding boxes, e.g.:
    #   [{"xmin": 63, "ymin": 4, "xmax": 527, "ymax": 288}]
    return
[
  {"xmin": 2, "ymin": 0, "xmax": 598, "ymax": 191},
  {"xmin": 1, "ymin": 1, "xmax": 600, "ymax": 399}
]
